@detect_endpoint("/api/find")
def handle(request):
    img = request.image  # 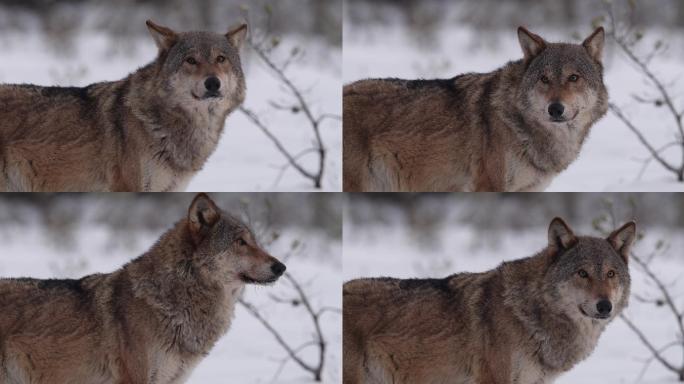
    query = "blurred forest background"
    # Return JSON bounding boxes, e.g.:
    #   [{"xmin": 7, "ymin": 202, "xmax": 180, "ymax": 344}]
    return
[
  {"xmin": 347, "ymin": 193, "xmax": 684, "ymax": 233},
  {"xmin": 0, "ymin": 0, "xmax": 341, "ymax": 51},
  {"xmin": 0, "ymin": 193, "xmax": 342, "ymax": 248},
  {"xmin": 346, "ymin": 0, "xmax": 684, "ymax": 34}
]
